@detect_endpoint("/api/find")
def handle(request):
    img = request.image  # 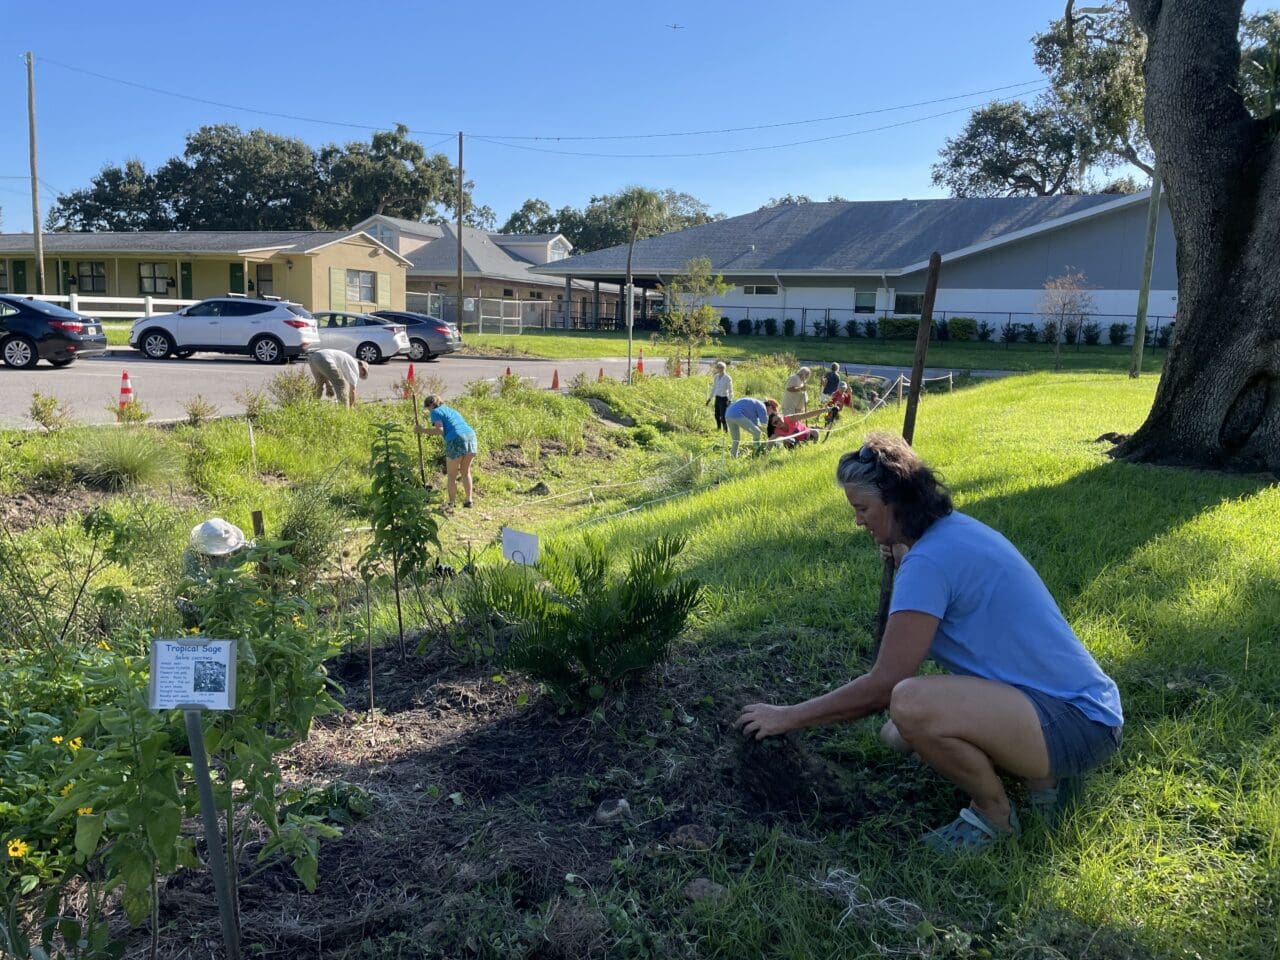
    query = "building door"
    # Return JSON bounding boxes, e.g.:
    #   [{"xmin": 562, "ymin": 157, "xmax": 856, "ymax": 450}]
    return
[
  {"xmin": 228, "ymin": 263, "xmax": 245, "ymax": 294},
  {"xmin": 12, "ymin": 261, "xmax": 26, "ymax": 294},
  {"xmin": 180, "ymin": 262, "xmax": 193, "ymax": 299}
]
